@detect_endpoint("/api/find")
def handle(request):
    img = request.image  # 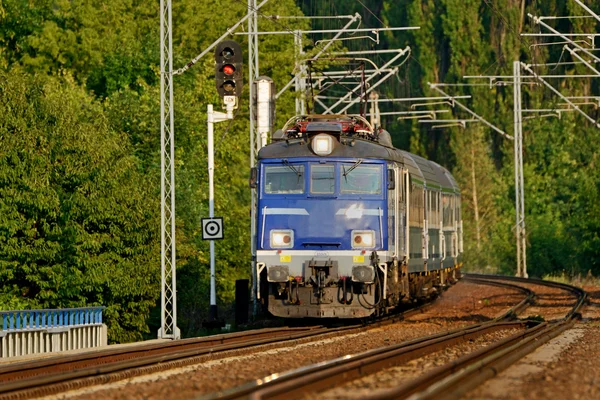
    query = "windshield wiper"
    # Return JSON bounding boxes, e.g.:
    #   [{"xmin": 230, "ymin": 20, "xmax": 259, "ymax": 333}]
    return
[
  {"xmin": 343, "ymin": 159, "xmax": 363, "ymax": 182},
  {"xmin": 282, "ymin": 159, "xmax": 302, "ymax": 182}
]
